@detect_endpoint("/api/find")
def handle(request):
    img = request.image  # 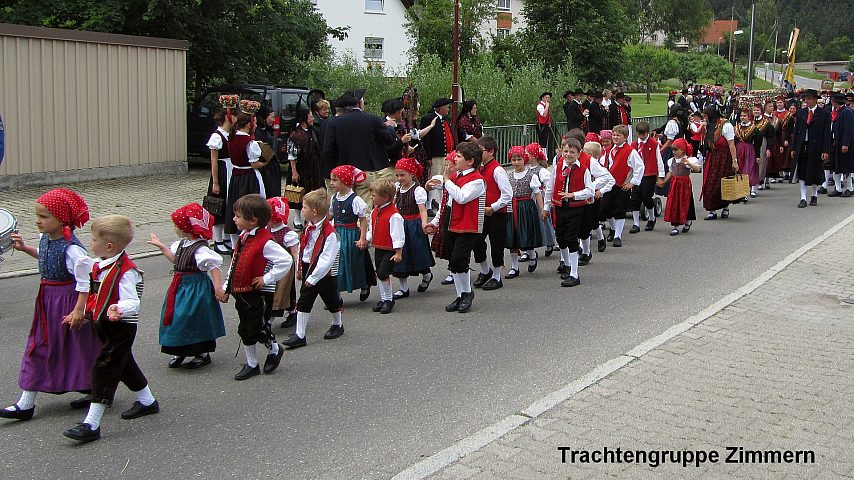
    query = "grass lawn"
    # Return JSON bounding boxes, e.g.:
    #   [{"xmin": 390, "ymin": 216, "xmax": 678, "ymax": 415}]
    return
[
  {"xmin": 627, "ymin": 93, "xmax": 670, "ymax": 117},
  {"xmin": 795, "ymin": 69, "xmax": 829, "ymax": 80},
  {"xmin": 750, "ymin": 76, "xmax": 774, "ymax": 90}
]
